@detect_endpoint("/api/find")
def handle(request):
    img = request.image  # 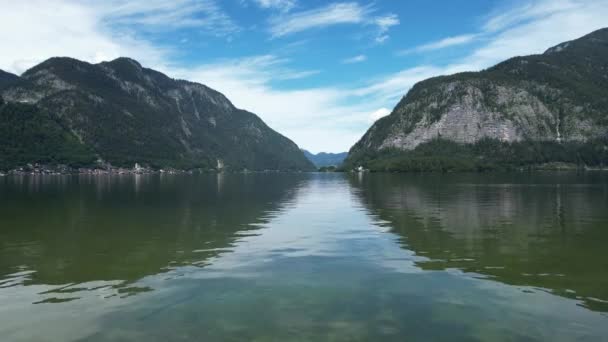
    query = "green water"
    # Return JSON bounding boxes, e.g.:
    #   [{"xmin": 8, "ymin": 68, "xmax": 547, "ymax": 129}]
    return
[{"xmin": 1, "ymin": 173, "xmax": 607, "ymax": 341}]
